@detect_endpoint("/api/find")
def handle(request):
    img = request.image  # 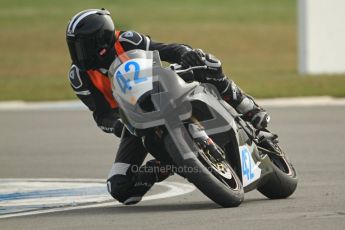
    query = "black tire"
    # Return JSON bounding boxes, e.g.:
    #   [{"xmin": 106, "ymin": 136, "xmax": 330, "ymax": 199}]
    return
[
  {"xmin": 257, "ymin": 145, "xmax": 298, "ymax": 199},
  {"xmin": 164, "ymin": 128, "xmax": 244, "ymax": 207}
]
